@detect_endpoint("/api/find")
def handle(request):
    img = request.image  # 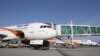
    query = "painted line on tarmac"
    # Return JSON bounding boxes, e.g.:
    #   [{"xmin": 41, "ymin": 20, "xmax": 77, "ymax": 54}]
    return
[{"xmin": 56, "ymin": 48, "xmax": 73, "ymax": 56}]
